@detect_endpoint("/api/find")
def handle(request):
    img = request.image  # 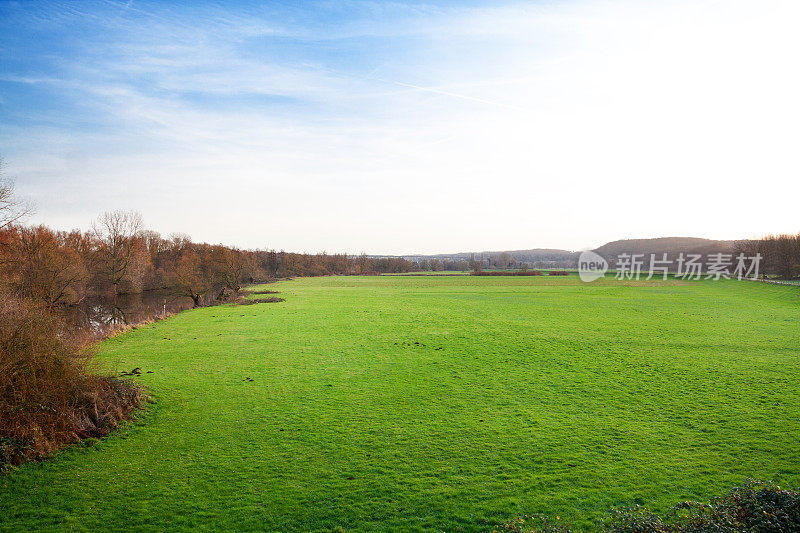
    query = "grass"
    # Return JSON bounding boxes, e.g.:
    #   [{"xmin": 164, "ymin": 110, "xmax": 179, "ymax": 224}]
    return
[{"xmin": 1, "ymin": 275, "xmax": 799, "ymax": 531}]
